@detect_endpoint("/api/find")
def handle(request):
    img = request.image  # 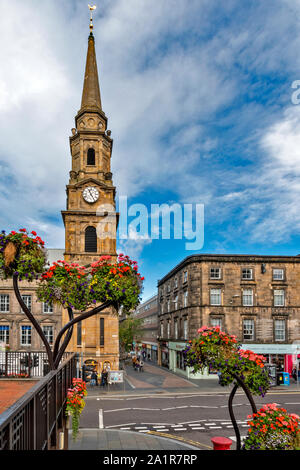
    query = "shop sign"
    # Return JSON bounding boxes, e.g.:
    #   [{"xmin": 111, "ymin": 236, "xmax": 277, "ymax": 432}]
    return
[
  {"xmin": 168, "ymin": 342, "xmax": 187, "ymax": 351},
  {"xmin": 108, "ymin": 371, "xmax": 124, "ymax": 383},
  {"xmin": 241, "ymin": 344, "xmax": 300, "ymax": 354}
]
